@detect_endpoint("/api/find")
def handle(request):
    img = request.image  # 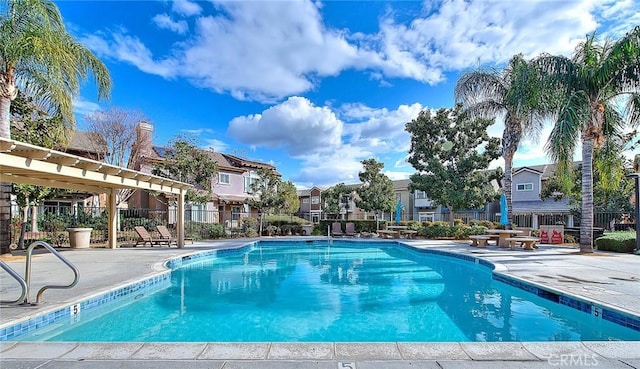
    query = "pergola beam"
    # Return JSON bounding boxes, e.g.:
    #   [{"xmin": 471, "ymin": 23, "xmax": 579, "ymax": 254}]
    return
[{"xmin": 0, "ymin": 137, "xmax": 192, "ymax": 249}]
